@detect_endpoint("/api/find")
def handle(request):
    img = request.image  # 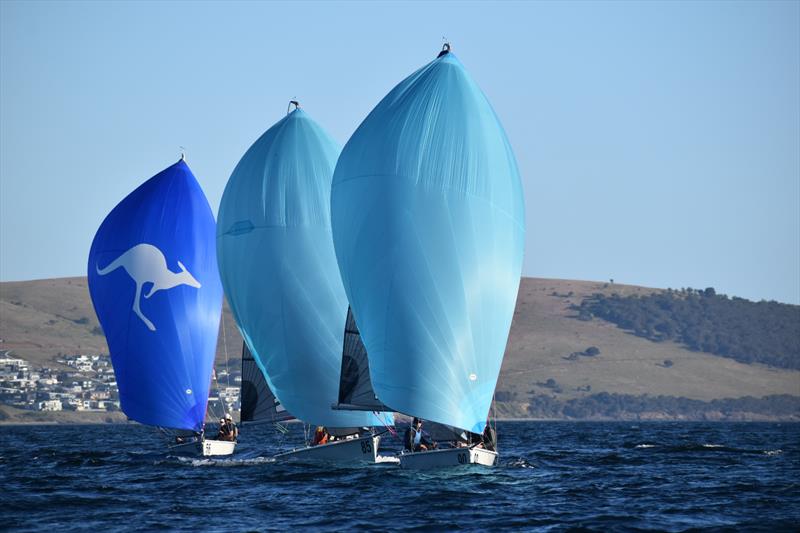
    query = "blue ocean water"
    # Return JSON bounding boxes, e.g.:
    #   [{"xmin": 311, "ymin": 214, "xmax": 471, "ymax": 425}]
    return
[{"xmin": 2, "ymin": 422, "xmax": 798, "ymax": 531}]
